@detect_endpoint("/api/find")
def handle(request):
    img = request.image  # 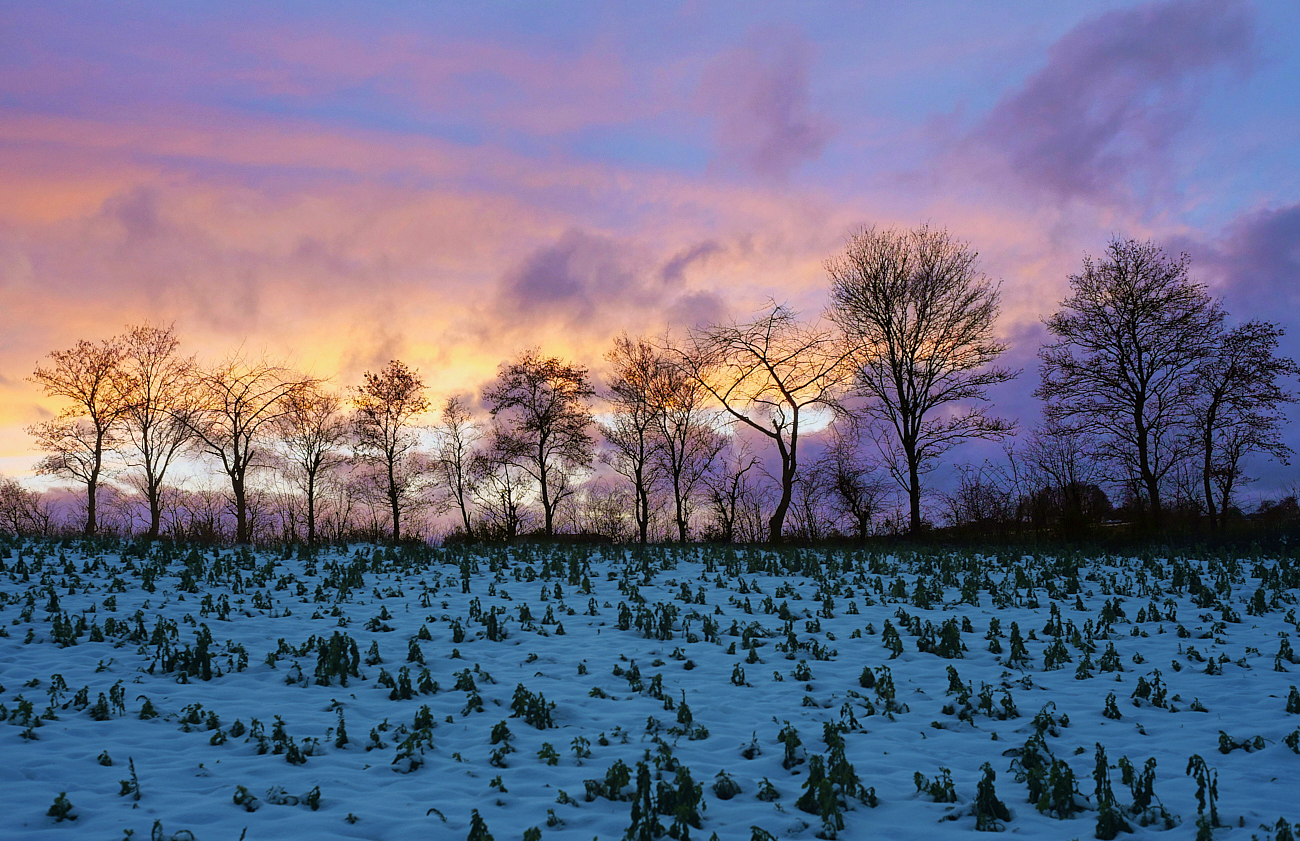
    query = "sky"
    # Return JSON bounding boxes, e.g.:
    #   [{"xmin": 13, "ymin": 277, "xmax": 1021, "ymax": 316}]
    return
[{"xmin": 2, "ymin": 0, "xmax": 1299, "ymax": 498}]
